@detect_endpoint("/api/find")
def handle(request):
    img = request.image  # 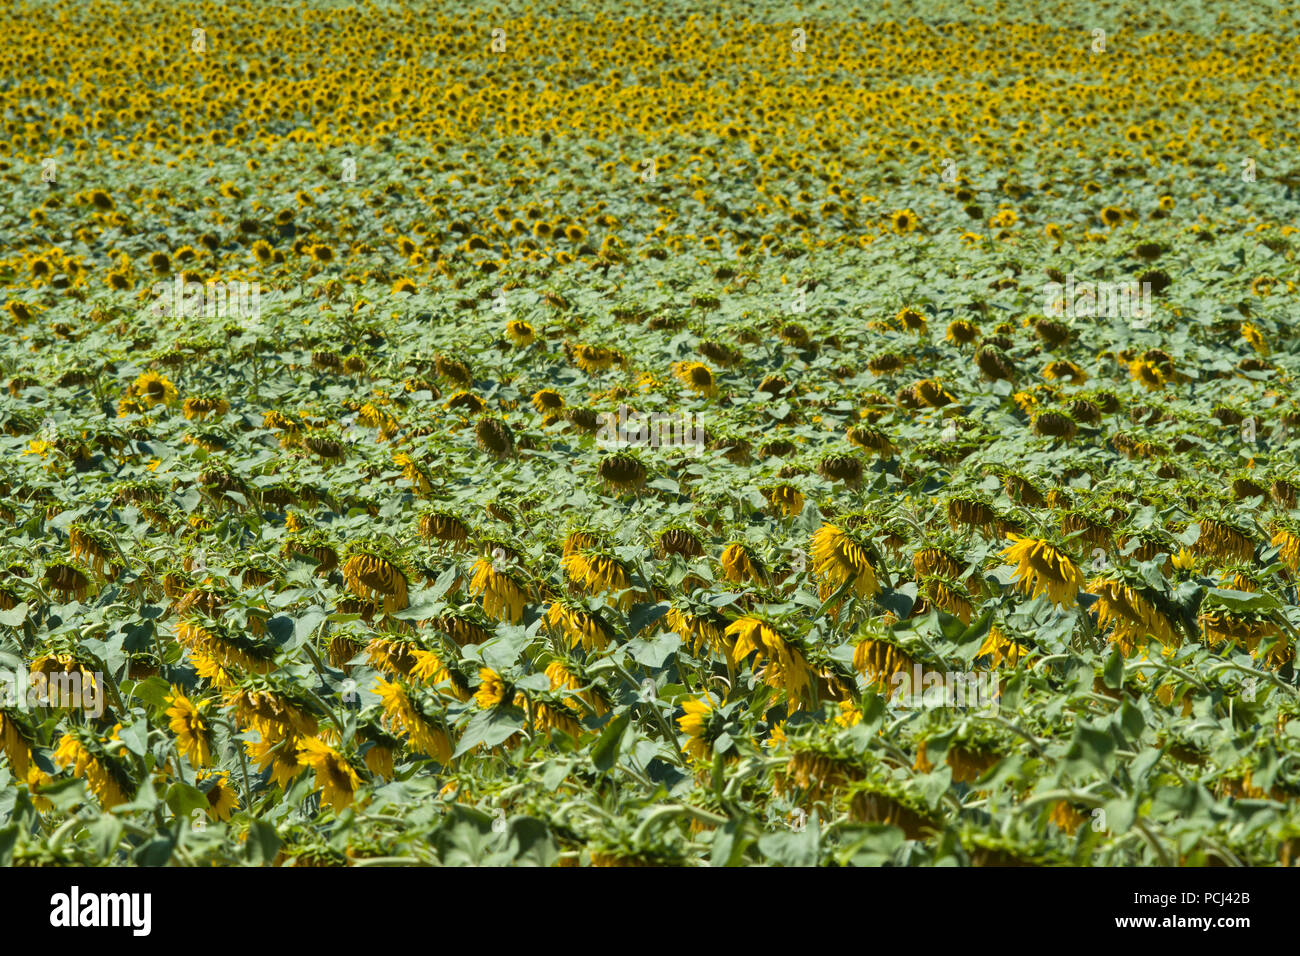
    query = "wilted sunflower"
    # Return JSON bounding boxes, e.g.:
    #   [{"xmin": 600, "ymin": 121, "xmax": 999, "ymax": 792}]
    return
[
  {"xmin": 763, "ymin": 483, "xmax": 805, "ymax": 517},
  {"xmin": 672, "ymin": 361, "xmax": 718, "ymax": 397},
  {"xmin": 896, "ymin": 306, "xmax": 928, "ymax": 335},
  {"xmin": 53, "ymin": 732, "xmax": 129, "ymax": 809},
  {"xmin": 810, "ymin": 524, "xmax": 880, "ymax": 600},
  {"xmin": 561, "ymin": 549, "xmax": 638, "ymax": 609},
  {"xmin": 1193, "ymin": 518, "xmax": 1255, "ymax": 563},
  {"xmin": 165, "ymin": 687, "xmax": 212, "ymax": 766},
  {"xmin": 1199, "ymin": 609, "xmax": 1287, "ymax": 667},
  {"xmin": 417, "ymin": 510, "xmax": 470, "ymax": 549},
  {"xmin": 1000, "ymin": 535, "xmax": 1084, "ymax": 607},
  {"xmin": 946, "ymin": 319, "xmax": 980, "ymax": 345},
  {"xmin": 546, "ymin": 600, "xmax": 615, "ymax": 653},
  {"xmin": 372, "ymin": 677, "xmax": 453, "ymax": 762},
  {"xmin": 342, "ymin": 548, "xmax": 409, "ymax": 613},
  {"xmin": 475, "ymin": 416, "xmax": 514, "ymax": 457},
  {"xmin": 597, "ymin": 451, "xmax": 647, "ymax": 491},
  {"xmin": 726, "ymin": 617, "xmax": 813, "ymax": 704},
  {"xmin": 720, "ymin": 542, "xmax": 767, "ymax": 584},
  {"xmin": 677, "ymin": 694, "xmax": 720, "ymax": 761},
  {"xmin": 1089, "ymin": 577, "xmax": 1178, "ymax": 655},
  {"xmin": 469, "ymin": 555, "xmax": 529, "ymax": 623},
  {"xmin": 296, "ymin": 736, "xmax": 362, "ymax": 812},
  {"xmin": 852, "ymin": 637, "xmax": 917, "ymax": 695}
]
